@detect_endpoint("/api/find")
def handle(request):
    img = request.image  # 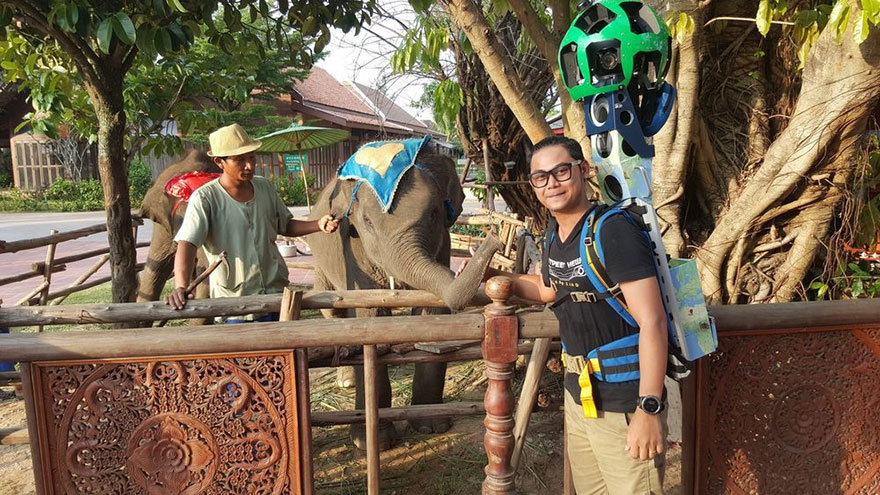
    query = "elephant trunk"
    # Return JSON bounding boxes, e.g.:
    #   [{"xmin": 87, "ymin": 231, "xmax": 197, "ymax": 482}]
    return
[{"xmin": 390, "ymin": 235, "xmax": 503, "ymax": 310}]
